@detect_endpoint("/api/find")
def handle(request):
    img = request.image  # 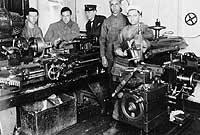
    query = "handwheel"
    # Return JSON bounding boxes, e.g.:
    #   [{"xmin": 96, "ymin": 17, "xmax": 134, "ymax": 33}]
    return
[{"xmin": 47, "ymin": 64, "xmax": 60, "ymax": 80}]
